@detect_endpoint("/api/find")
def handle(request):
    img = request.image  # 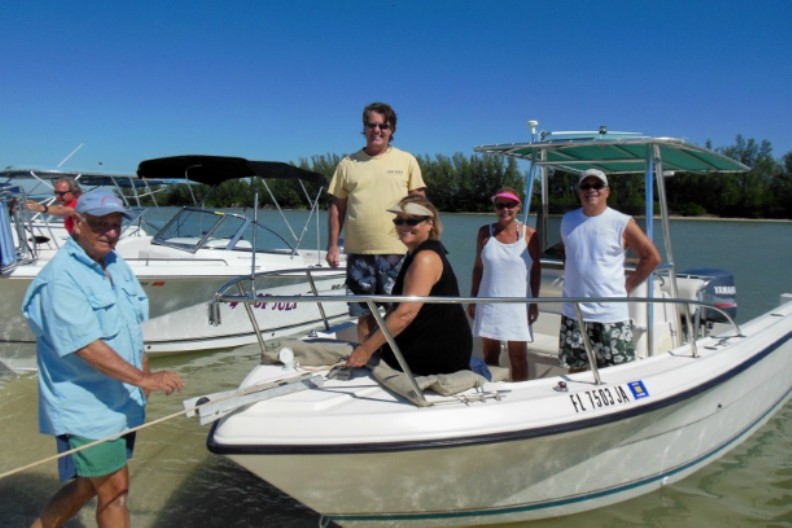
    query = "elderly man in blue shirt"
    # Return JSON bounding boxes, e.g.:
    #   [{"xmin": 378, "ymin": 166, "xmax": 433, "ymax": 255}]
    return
[{"xmin": 23, "ymin": 189, "xmax": 185, "ymax": 528}]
